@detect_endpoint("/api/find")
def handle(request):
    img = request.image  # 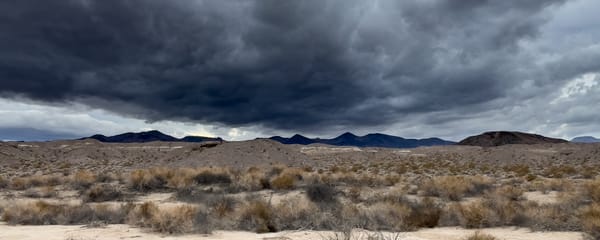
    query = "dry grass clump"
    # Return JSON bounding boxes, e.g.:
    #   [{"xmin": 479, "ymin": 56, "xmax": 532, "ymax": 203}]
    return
[
  {"xmin": 543, "ymin": 165, "xmax": 577, "ymax": 178},
  {"xmin": 82, "ymin": 184, "xmax": 123, "ymax": 202},
  {"xmin": 272, "ymin": 199, "xmax": 326, "ymax": 230},
  {"xmin": 451, "ymin": 200, "xmax": 496, "ymax": 228},
  {"xmin": 23, "ymin": 186, "xmax": 58, "ymax": 198},
  {"xmin": 420, "ymin": 176, "xmax": 493, "ymax": 201},
  {"xmin": 239, "ymin": 199, "xmax": 276, "ymax": 233},
  {"xmin": 9, "ymin": 175, "xmax": 64, "ymax": 190},
  {"xmin": 128, "ymin": 169, "xmax": 169, "ymax": 191},
  {"xmin": 523, "ymin": 201, "xmax": 581, "ymax": 231},
  {"xmin": 529, "ymin": 178, "xmax": 572, "ymax": 193},
  {"xmin": 270, "ymin": 174, "xmax": 296, "ymax": 190},
  {"xmin": 582, "ymin": 179, "xmax": 600, "ymax": 202},
  {"xmin": 208, "ymin": 195, "xmax": 237, "ymax": 217},
  {"xmin": 580, "ymin": 203, "xmax": 600, "ymax": 239},
  {"xmin": 465, "ymin": 231, "xmax": 498, "ymax": 240},
  {"xmin": 487, "ymin": 185, "xmax": 523, "ymax": 201},
  {"xmin": 71, "ymin": 171, "xmax": 97, "ymax": 190},
  {"xmin": 1, "ymin": 201, "xmax": 130, "ymax": 225},
  {"xmin": 127, "ymin": 202, "xmax": 200, "ymax": 234}
]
